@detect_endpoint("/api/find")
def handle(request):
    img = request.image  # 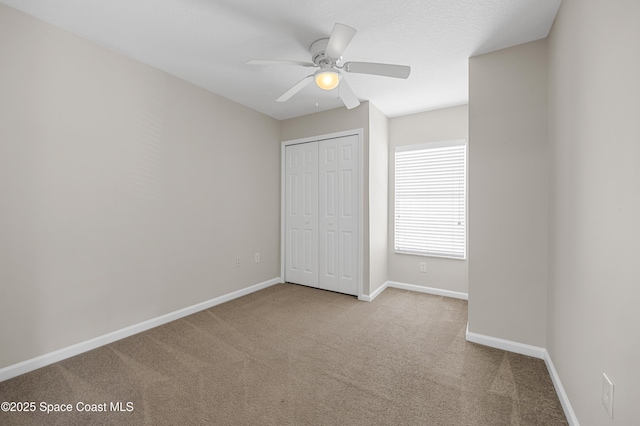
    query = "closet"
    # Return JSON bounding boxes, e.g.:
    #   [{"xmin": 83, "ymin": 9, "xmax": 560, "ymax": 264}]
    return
[{"xmin": 283, "ymin": 134, "xmax": 360, "ymax": 296}]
